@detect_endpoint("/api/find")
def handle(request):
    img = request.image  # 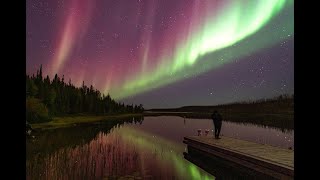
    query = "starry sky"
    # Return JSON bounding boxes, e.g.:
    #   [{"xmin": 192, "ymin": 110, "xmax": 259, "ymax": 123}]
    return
[{"xmin": 27, "ymin": 0, "xmax": 294, "ymax": 108}]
